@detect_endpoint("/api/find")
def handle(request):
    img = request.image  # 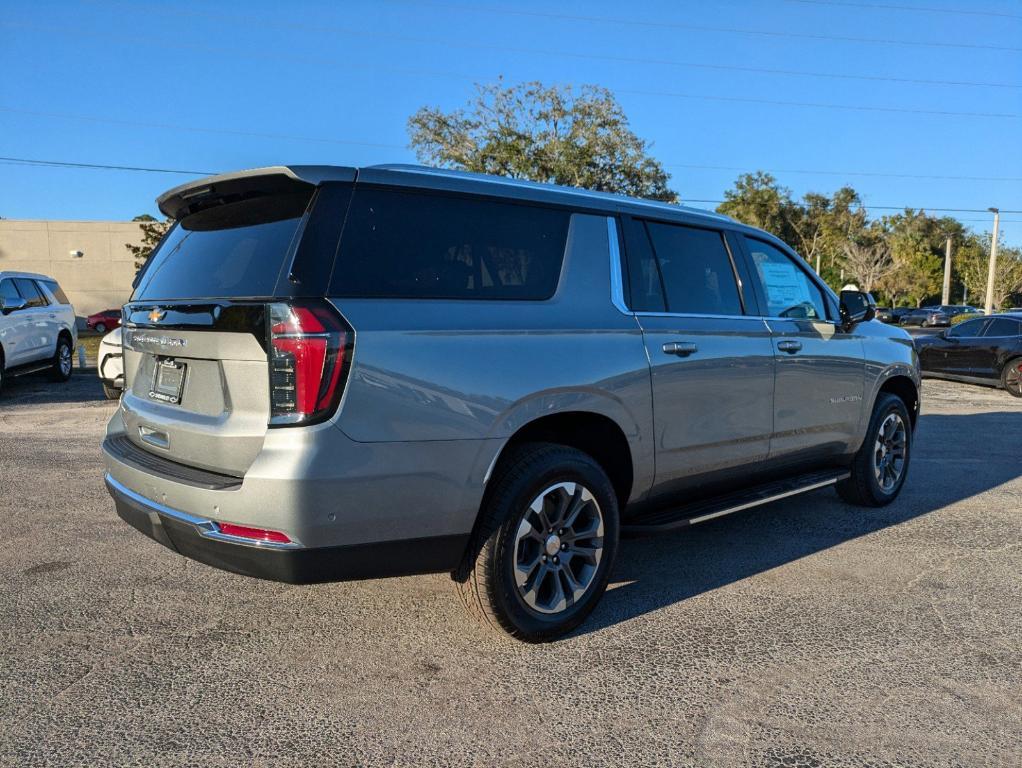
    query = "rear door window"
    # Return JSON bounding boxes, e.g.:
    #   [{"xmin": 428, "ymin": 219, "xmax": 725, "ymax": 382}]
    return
[
  {"xmin": 40, "ymin": 280, "xmax": 70, "ymax": 305},
  {"xmin": 133, "ymin": 190, "xmax": 313, "ymax": 300},
  {"xmin": 982, "ymin": 318, "xmax": 1021, "ymax": 337},
  {"xmin": 642, "ymin": 221, "xmax": 742, "ymax": 315},
  {"xmin": 330, "ymin": 188, "xmax": 570, "ymax": 300},
  {"xmin": 743, "ymin": 237, "xmax": 827, "ymax": 320},
  {"xmin": 13, "ymin": 278, "xmax": 47, "ymax": 308}
]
